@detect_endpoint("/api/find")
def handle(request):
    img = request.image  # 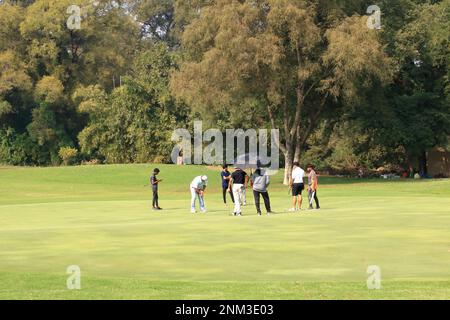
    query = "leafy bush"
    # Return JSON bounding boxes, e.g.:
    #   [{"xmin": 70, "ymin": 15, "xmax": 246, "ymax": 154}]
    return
[
  {"xmin": 303, "ymin": 121, "xmax": 393, "ymax": 175},
  {"xmin": 34, "ymin": 76, "xmax": 64, "ymax": 105},
  {"xmin": 58, "ymin": 147, "xmax": 78, "ymax": 166},
  {"xmin": 0, "ymin": 128, "xmax": 44, "ymax": 166}
]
